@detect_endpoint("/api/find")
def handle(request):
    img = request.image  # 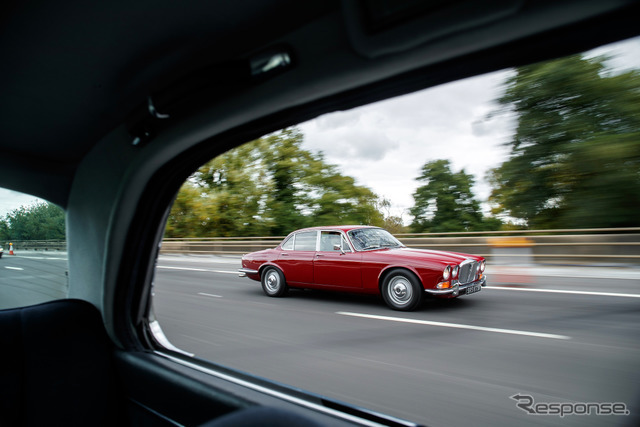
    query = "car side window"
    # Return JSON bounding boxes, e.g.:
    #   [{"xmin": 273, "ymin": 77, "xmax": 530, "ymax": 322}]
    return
[
  {"xmin": 293, "ymin": 231, "xmax": 317, "ymax": 251},
  {"xmin": 0, "ymin": 188, "xmax": 68, "ymax": 310},
  {"xmin": 281, "ymin": 235, "xmax": 294, "ymax": 250},
  {"xmin": 319, "ymin": 231, "xmax": 343, "ymax": 252},
  {"xmin": 320, "ymin": 231, "xmax": 341, "ymax": 252}
]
